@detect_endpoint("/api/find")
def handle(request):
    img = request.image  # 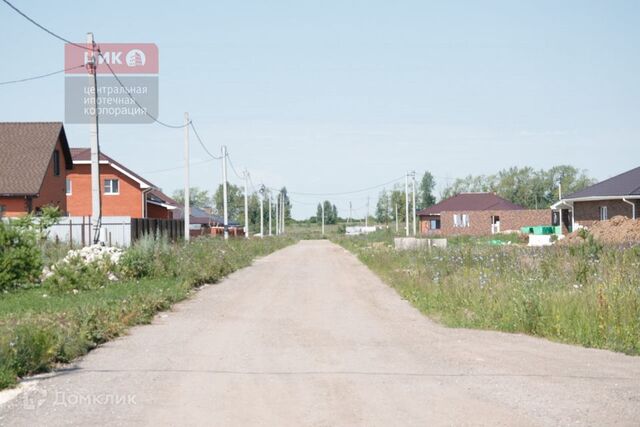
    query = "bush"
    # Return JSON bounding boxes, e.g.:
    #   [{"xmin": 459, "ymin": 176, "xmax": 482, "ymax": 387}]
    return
[
  {"xmin": 0, "ymin": 221, "xmax": 42, "ymax": 291},
  {"xmin": 43, "ymin": 255, "xmax": 115, "ymax": 293}
]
